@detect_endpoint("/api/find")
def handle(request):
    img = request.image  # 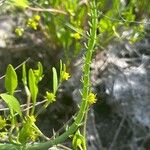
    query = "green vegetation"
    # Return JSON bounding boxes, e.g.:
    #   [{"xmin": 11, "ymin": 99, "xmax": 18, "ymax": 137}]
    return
[{"xmin": 0, "ymin": 0, "xmax": 150, "ymax": 149}]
